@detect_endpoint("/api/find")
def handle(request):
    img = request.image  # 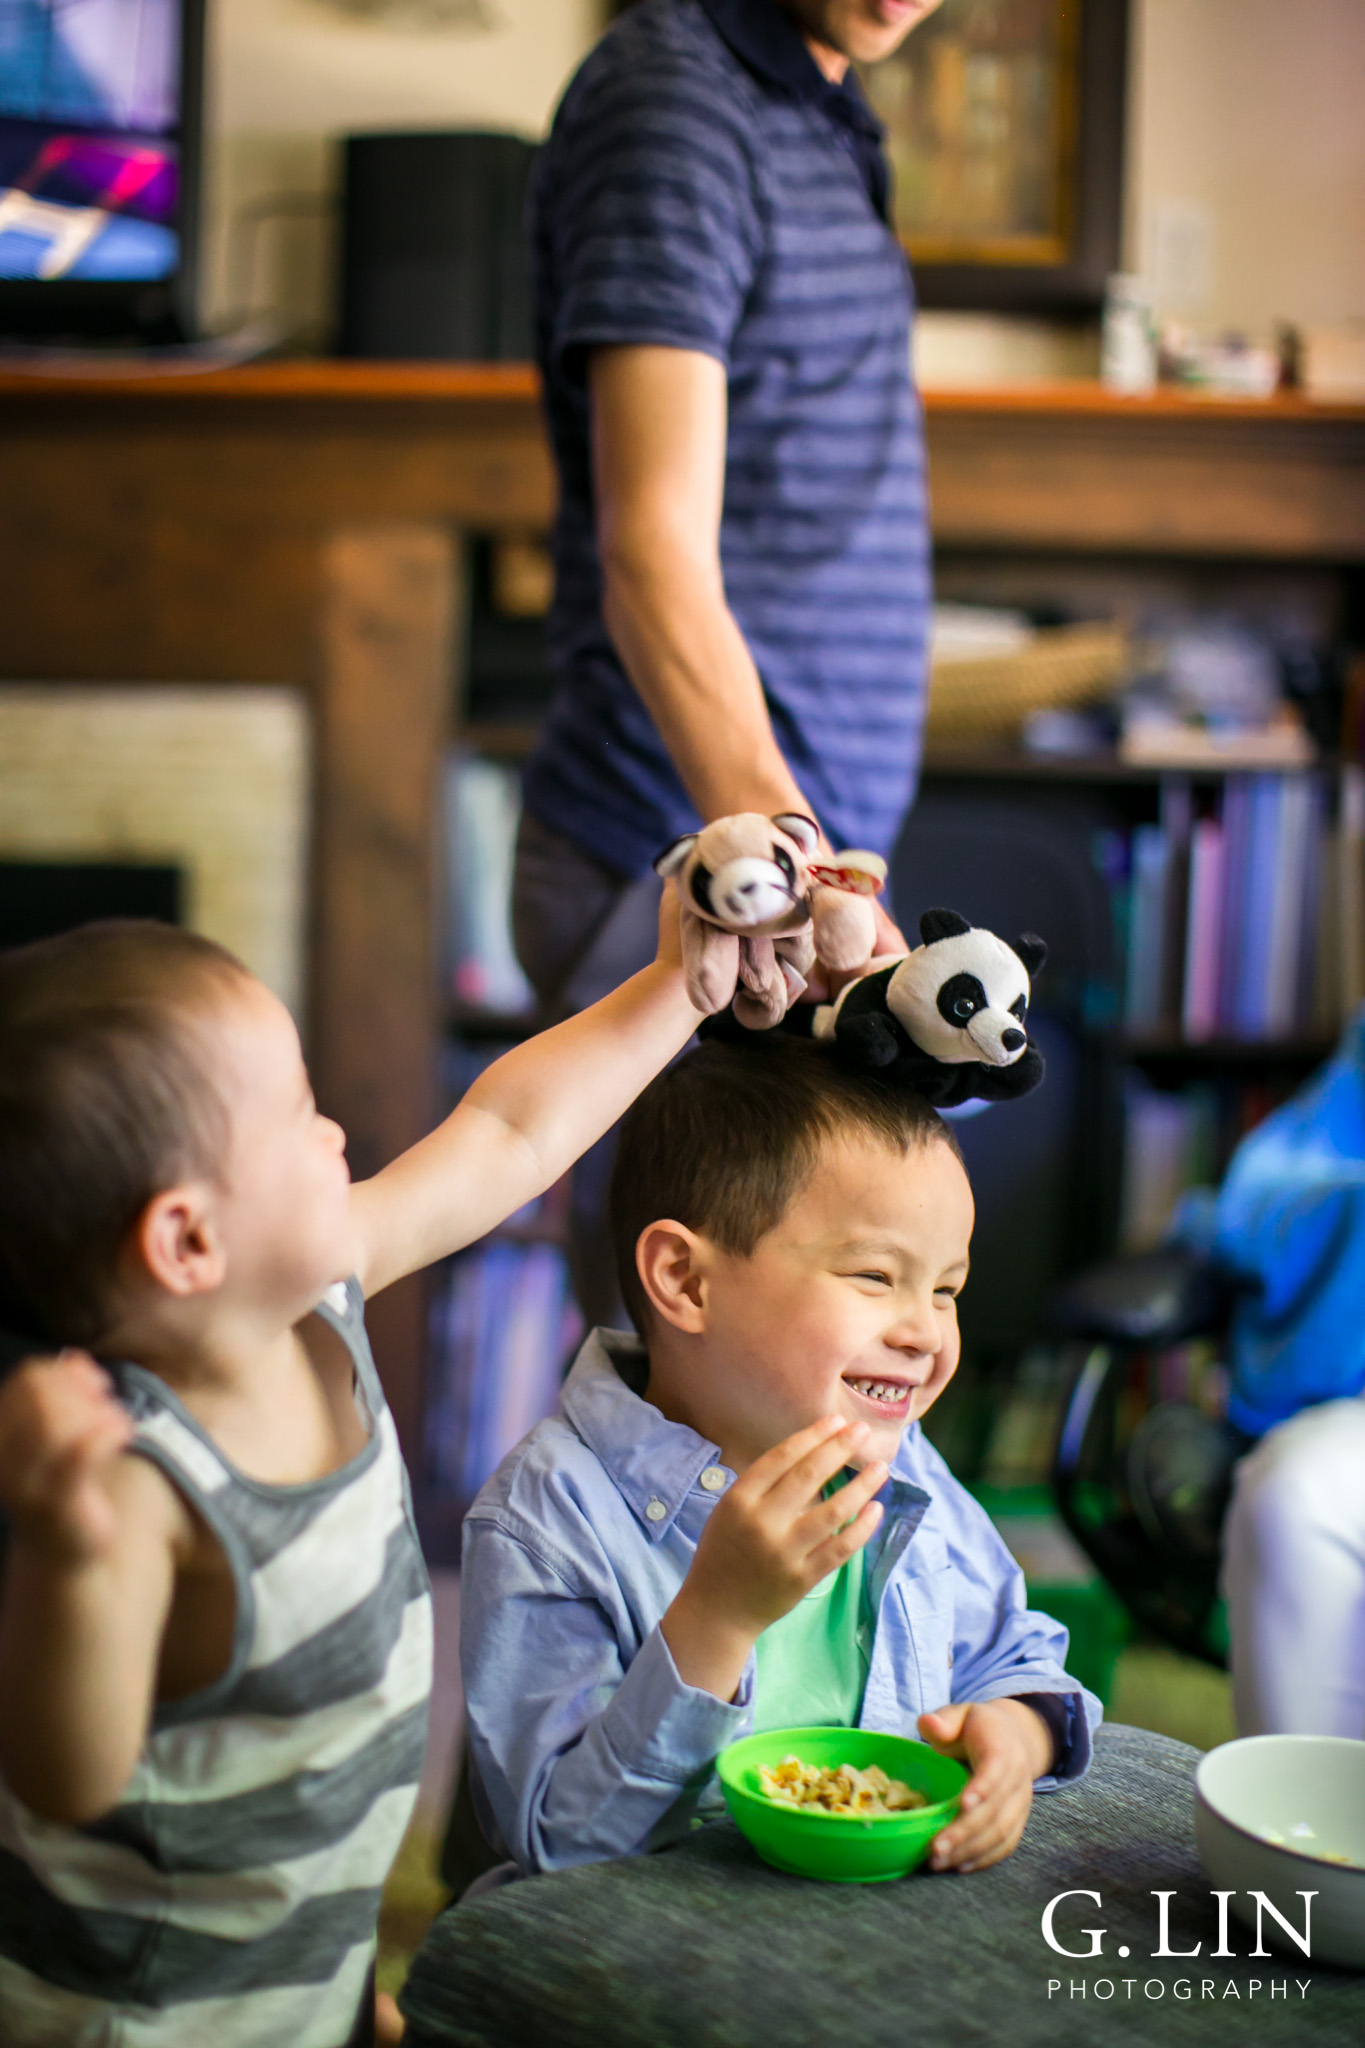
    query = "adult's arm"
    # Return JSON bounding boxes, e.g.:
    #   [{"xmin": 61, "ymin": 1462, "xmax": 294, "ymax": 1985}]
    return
[
  {"xmin": 591, "ymin": 343, "xmax": 811, "ymax": 827},
  {"xmin": 591, "ymin": 344, "xmax": 904, "ymax": 961}
]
